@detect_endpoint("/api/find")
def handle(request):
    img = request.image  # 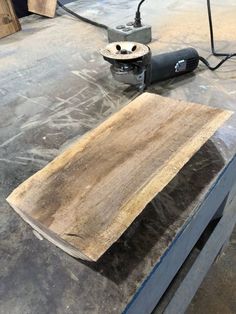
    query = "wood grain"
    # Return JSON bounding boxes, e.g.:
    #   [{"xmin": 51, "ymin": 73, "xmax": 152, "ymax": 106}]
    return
[
  {"xmin": 6, "ymin": 93, "xmax": 233, "ymax": 261},
  {"xmin": 0, "ymin": 0, "xmax": 21, "ymax": 39},
  {"xmin": 28, "ymin": 0, "xmax": 57, "ymax": 18}
]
